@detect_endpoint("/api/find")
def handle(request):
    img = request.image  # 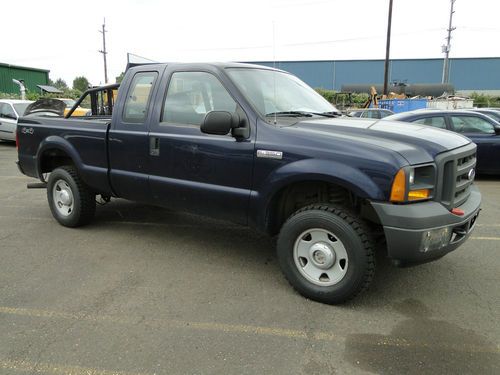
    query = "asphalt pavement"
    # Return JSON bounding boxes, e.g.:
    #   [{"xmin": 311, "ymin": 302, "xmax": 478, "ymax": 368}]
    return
[{"xmin": 0, "ymin": 140, "xmax": 499, "ymax": 374}]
